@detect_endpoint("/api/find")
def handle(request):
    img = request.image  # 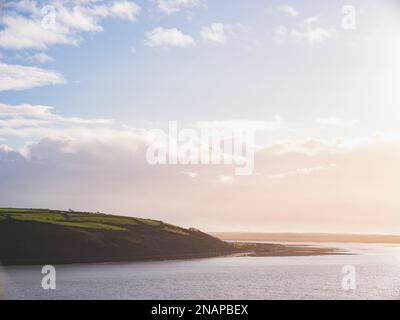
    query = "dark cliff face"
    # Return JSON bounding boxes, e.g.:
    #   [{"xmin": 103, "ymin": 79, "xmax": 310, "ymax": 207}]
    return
[{"xmin": 0, "ymin": 209, "xmax": 231, "ymax": 265}]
